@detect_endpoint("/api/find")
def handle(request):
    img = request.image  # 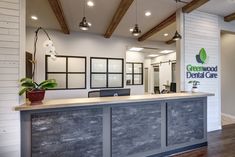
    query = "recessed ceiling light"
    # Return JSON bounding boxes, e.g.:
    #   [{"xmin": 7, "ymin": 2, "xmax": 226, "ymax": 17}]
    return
[
  {"xmin": 129, "ymin": 28, "xmax": 133, "ymax": 32},
  {"xmin": 145, "ymin": 11, "xmax": 151, "ymax": 17},
  {"xmin": 148, "ymin": 54, "xmax": 158, "ymax": 57},
  {"xmin": 129, "ymin": 47, "xmax": 143, "ymax": 52},
  {"xmin": 164, "ymin": 33, "xmax": 169, "ymax": 37},
  {"xmin": 160, "ymin": 50, "xmax": 174, "ymax": 54},
  {"xmin": 31, "ymin": 15, "xmax": 38, "ymax": 20},
  {"xmin": 87, "ymin": 1, "xmax": 94, "ymax": 7}
]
